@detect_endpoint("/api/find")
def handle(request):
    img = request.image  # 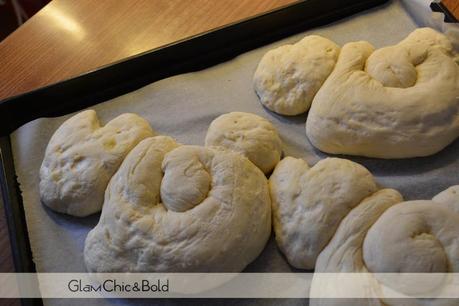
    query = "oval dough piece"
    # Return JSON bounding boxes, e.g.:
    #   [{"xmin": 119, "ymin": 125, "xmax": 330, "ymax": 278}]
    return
[
  {"xmin": 39, "ymin": 110, "xmax": 155, "ymax": 217},
  {"xmin": 205, "ymin": 112, "xmax": 283, "ymax": 174},
  {"xmin": 306, "ymin": 28, "xmax": 459, "ymax": 158},
  {"xmin": 269, "ymin": 156, "xmax": 378, "ymax": 269},
  {"xmin": 254, "ymin": 35, "xmax": 340, "ymax": 115},
  {"xmin": 84, "ymin": 136, "xmax": 271, "ymax": 272}
]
